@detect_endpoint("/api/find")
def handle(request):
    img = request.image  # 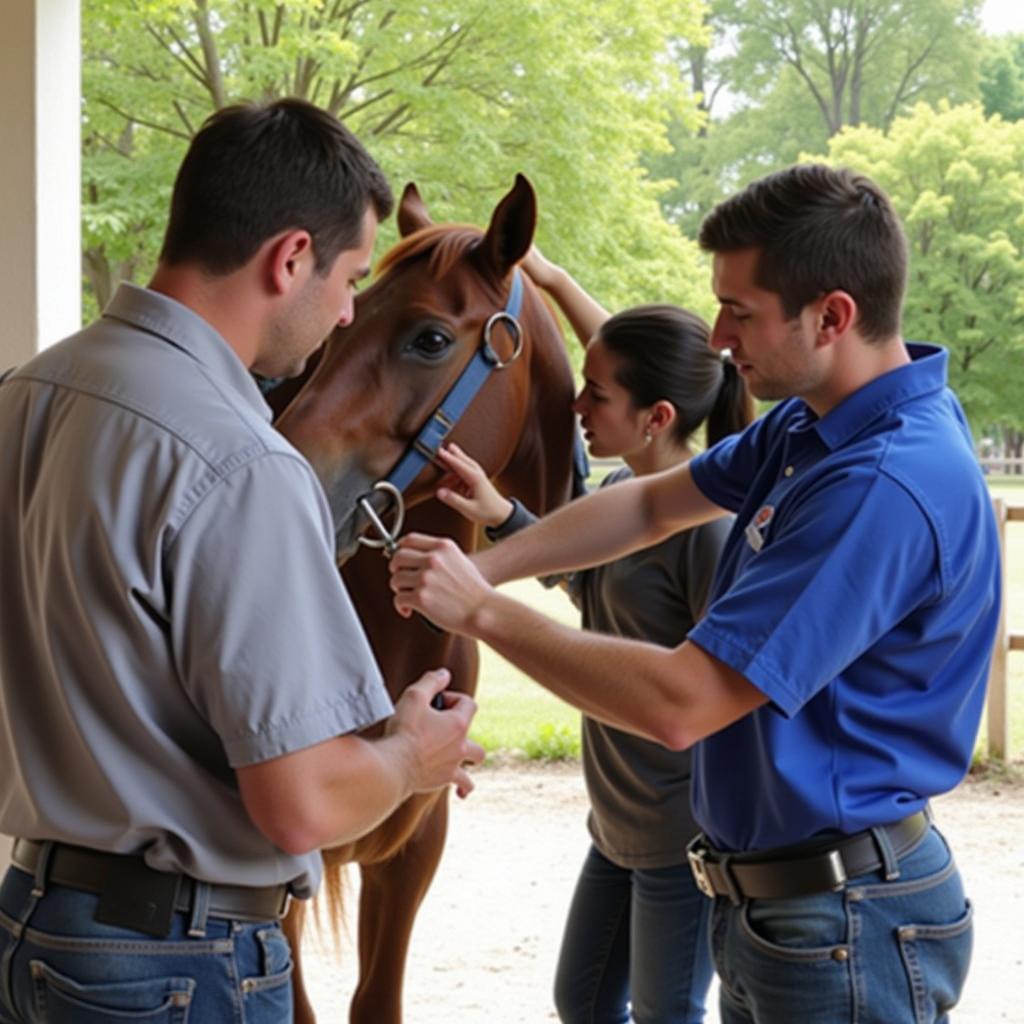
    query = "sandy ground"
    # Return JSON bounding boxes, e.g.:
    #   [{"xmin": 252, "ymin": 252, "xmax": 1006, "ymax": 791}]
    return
[{"xmin": 302, "ymin": 762, "xmax": 1024, "ymax": 1023}]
